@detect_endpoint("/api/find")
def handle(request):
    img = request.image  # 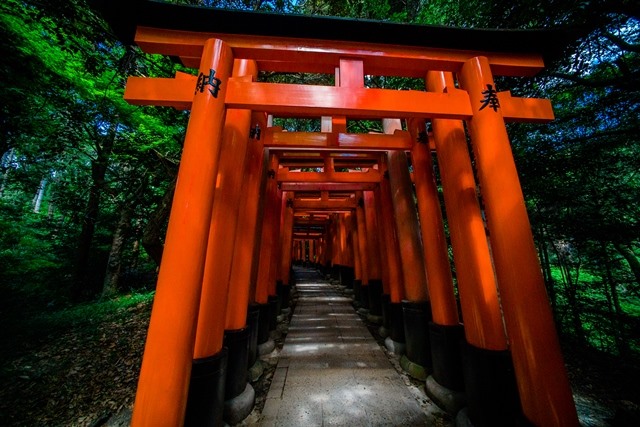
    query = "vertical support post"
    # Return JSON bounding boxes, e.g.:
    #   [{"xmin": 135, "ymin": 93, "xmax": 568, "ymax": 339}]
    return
[
  {"xmin": 255, "ymin": 154, "xmax": 280, "ymax": 305},
  {"xmin": 409, "ymin": 119, "xmax": 459, "ymax": 327},
  {"xmin": 459, "ymin": 56, "xmax": 578, "ymax": 427},
  {"xmin": 279, "ymin": 192, "xmax": 294, "ymax": 309},
  {"xmin": 426, "ymin": 71, "xmax": 507, "ymax": 351},
  {"xmin": 364, "ymin": 190, "xmax": 383, "ymax": 322},
  {"xmin": 225, "ymin": 83, "xmax": 266, "ymax": 332},
  {"xmin": 131, "ymin": 38, "xmax": 233, "ymax": 427},
  {"xmin": 355, "ymin": 191, "xmax": 370, "ymax": 310},
  {"xmin": 386, "ymin": 117, "xmax": 432, "ymax": 379},
  {"xmin": 194, "ymin": 60, "xmax": 256, "ymax": 360}
]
